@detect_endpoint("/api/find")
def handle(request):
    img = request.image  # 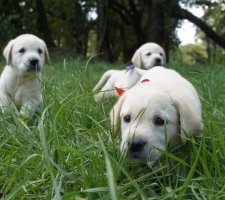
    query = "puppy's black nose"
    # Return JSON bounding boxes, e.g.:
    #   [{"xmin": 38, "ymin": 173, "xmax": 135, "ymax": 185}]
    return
[
  {"xmin": 155, "ymin": 58, "xmax": 161, "ymax": 64},
  {"xmin": 30, "ymin": 59, "xmax": 39, "ymax": 66},
  {"xmin": 130, "ymin": 140, "xmax": 146, "ymax": 152},
  {"xmin": 30, "ymin": 59, "xmax": 39, "ymax": 70}
]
